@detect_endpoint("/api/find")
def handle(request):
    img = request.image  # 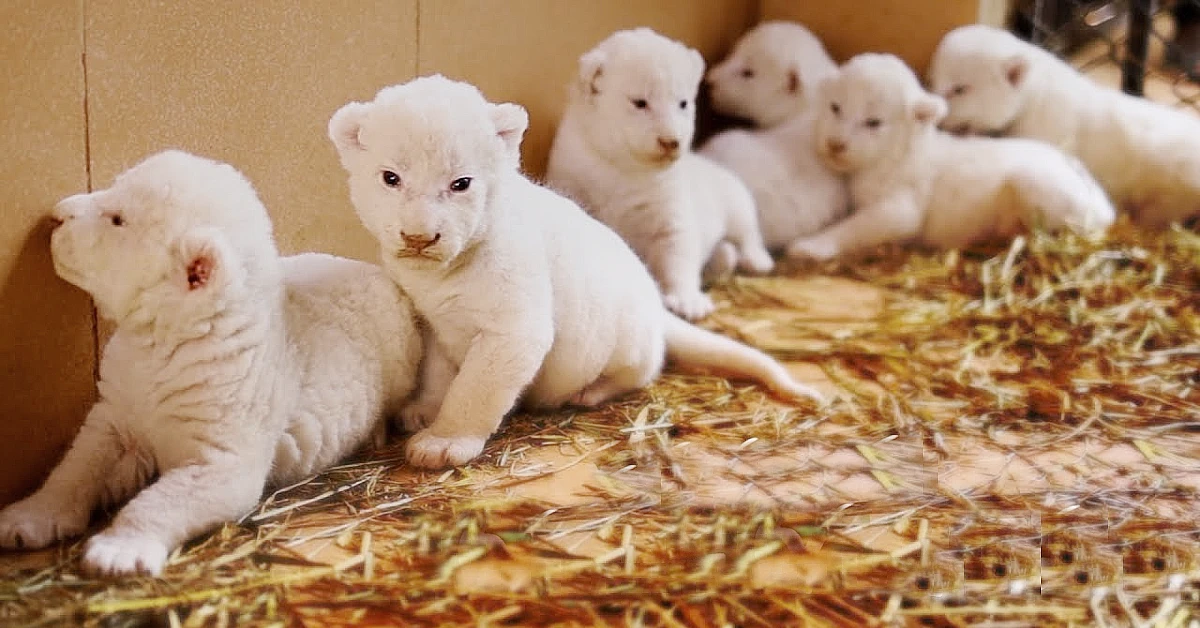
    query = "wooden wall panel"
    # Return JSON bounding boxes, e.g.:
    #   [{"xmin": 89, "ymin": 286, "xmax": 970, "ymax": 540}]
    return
[
  {"xmin": 0, "ymin": 0, "xmax": 97, "ymax": 505},
  {"xmin": 85, "ymin": 0, "xmax": 420, "ymax": 260}
]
